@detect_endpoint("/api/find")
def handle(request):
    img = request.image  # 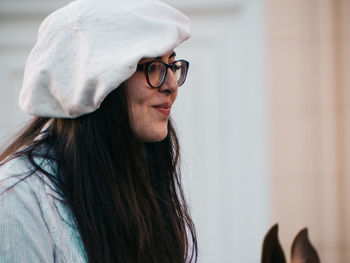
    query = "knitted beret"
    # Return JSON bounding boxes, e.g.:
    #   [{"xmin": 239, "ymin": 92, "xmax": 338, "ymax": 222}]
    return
[{"xmin": 19, "ymin": 0, "xmax": 191, "ymax": 118}]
